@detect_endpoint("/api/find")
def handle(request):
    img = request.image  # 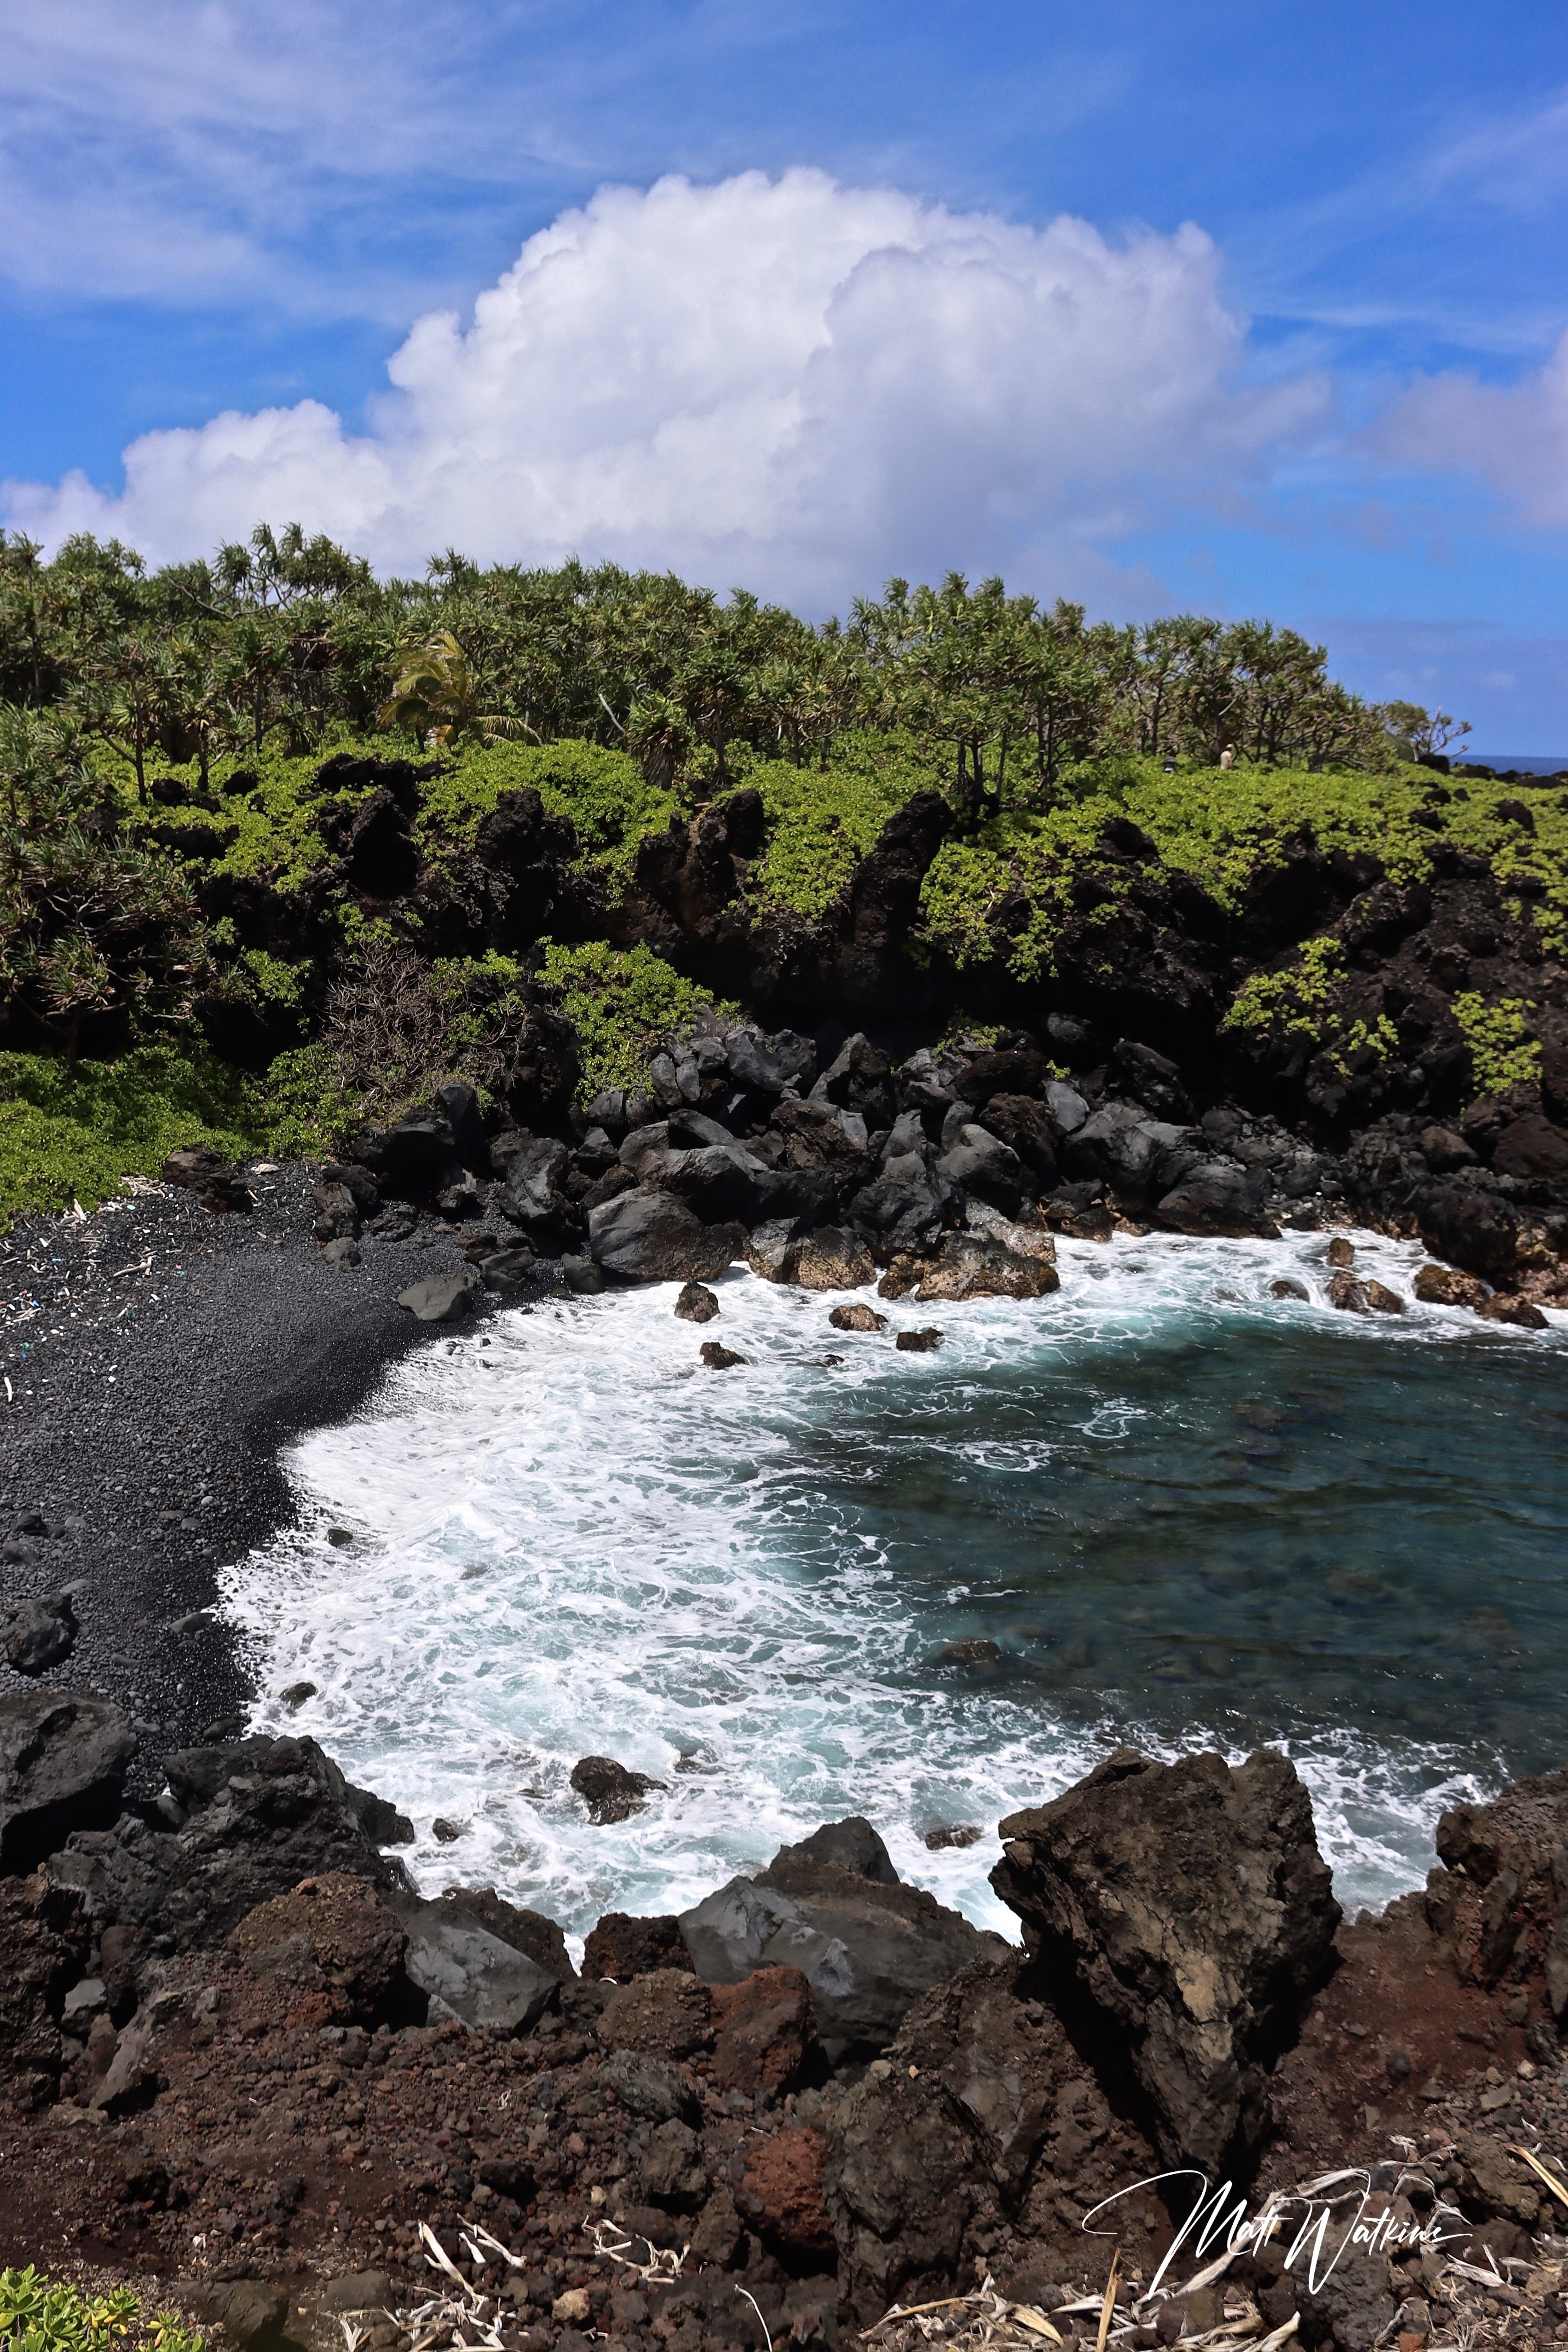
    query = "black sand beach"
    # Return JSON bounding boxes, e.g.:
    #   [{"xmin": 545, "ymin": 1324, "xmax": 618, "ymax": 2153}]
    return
[{"xmin": 0, "ymin": 1168, "xmax": 492, "ymax": 1784}]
